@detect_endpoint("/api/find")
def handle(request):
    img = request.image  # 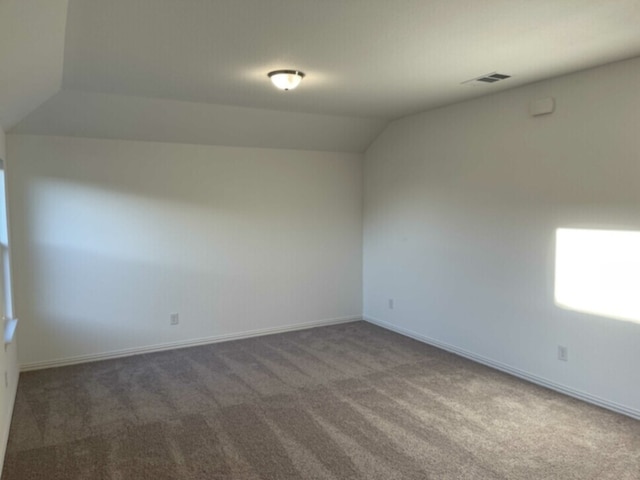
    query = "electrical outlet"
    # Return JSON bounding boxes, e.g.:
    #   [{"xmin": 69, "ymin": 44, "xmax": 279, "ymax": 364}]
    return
[
  {"xmin": 170, "ymin": 313, "xmax": 179, "ymax": 326},
  {"xmin": 558, "ymin": 345, "xmax": 568, "ymax": 361},
  {"xmin": 388, "ymin": 298, "xmax": 394, "ymax": 310}
]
